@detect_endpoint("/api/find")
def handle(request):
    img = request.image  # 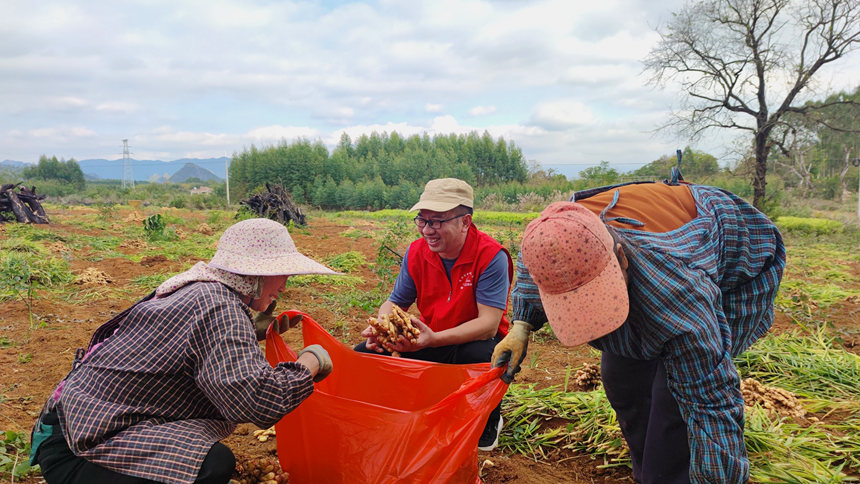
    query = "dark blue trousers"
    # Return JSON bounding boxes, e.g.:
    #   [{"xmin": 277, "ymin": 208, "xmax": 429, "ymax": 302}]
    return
[{"xmin": 601, "ymin": 352, "xmax": 690, "ymax": 484}]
